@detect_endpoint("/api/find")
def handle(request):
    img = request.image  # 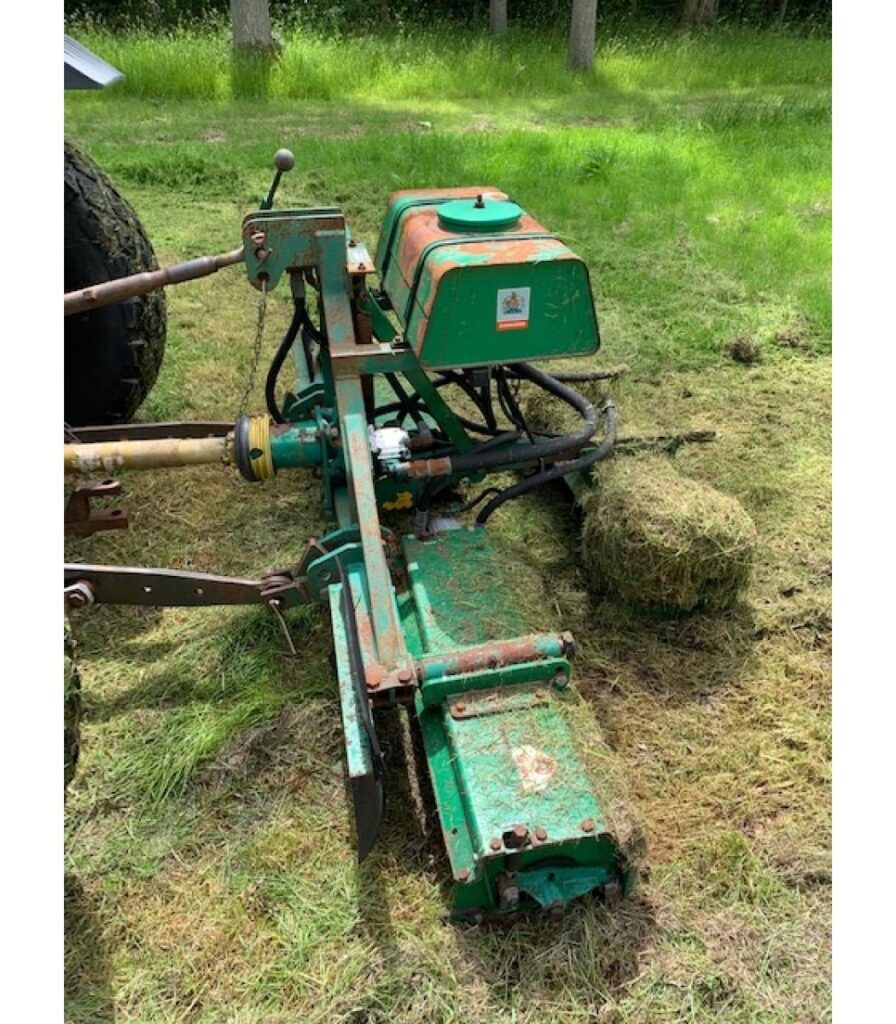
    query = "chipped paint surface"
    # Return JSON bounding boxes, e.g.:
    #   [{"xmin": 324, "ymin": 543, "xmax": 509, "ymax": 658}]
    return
[
  {"xmin": 512, "ymin": 744, "xmax": 558, "ymax": 794},
  {"xmin": 374, "ymin": 192, "xmax": 599, "ymax": 368}
]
